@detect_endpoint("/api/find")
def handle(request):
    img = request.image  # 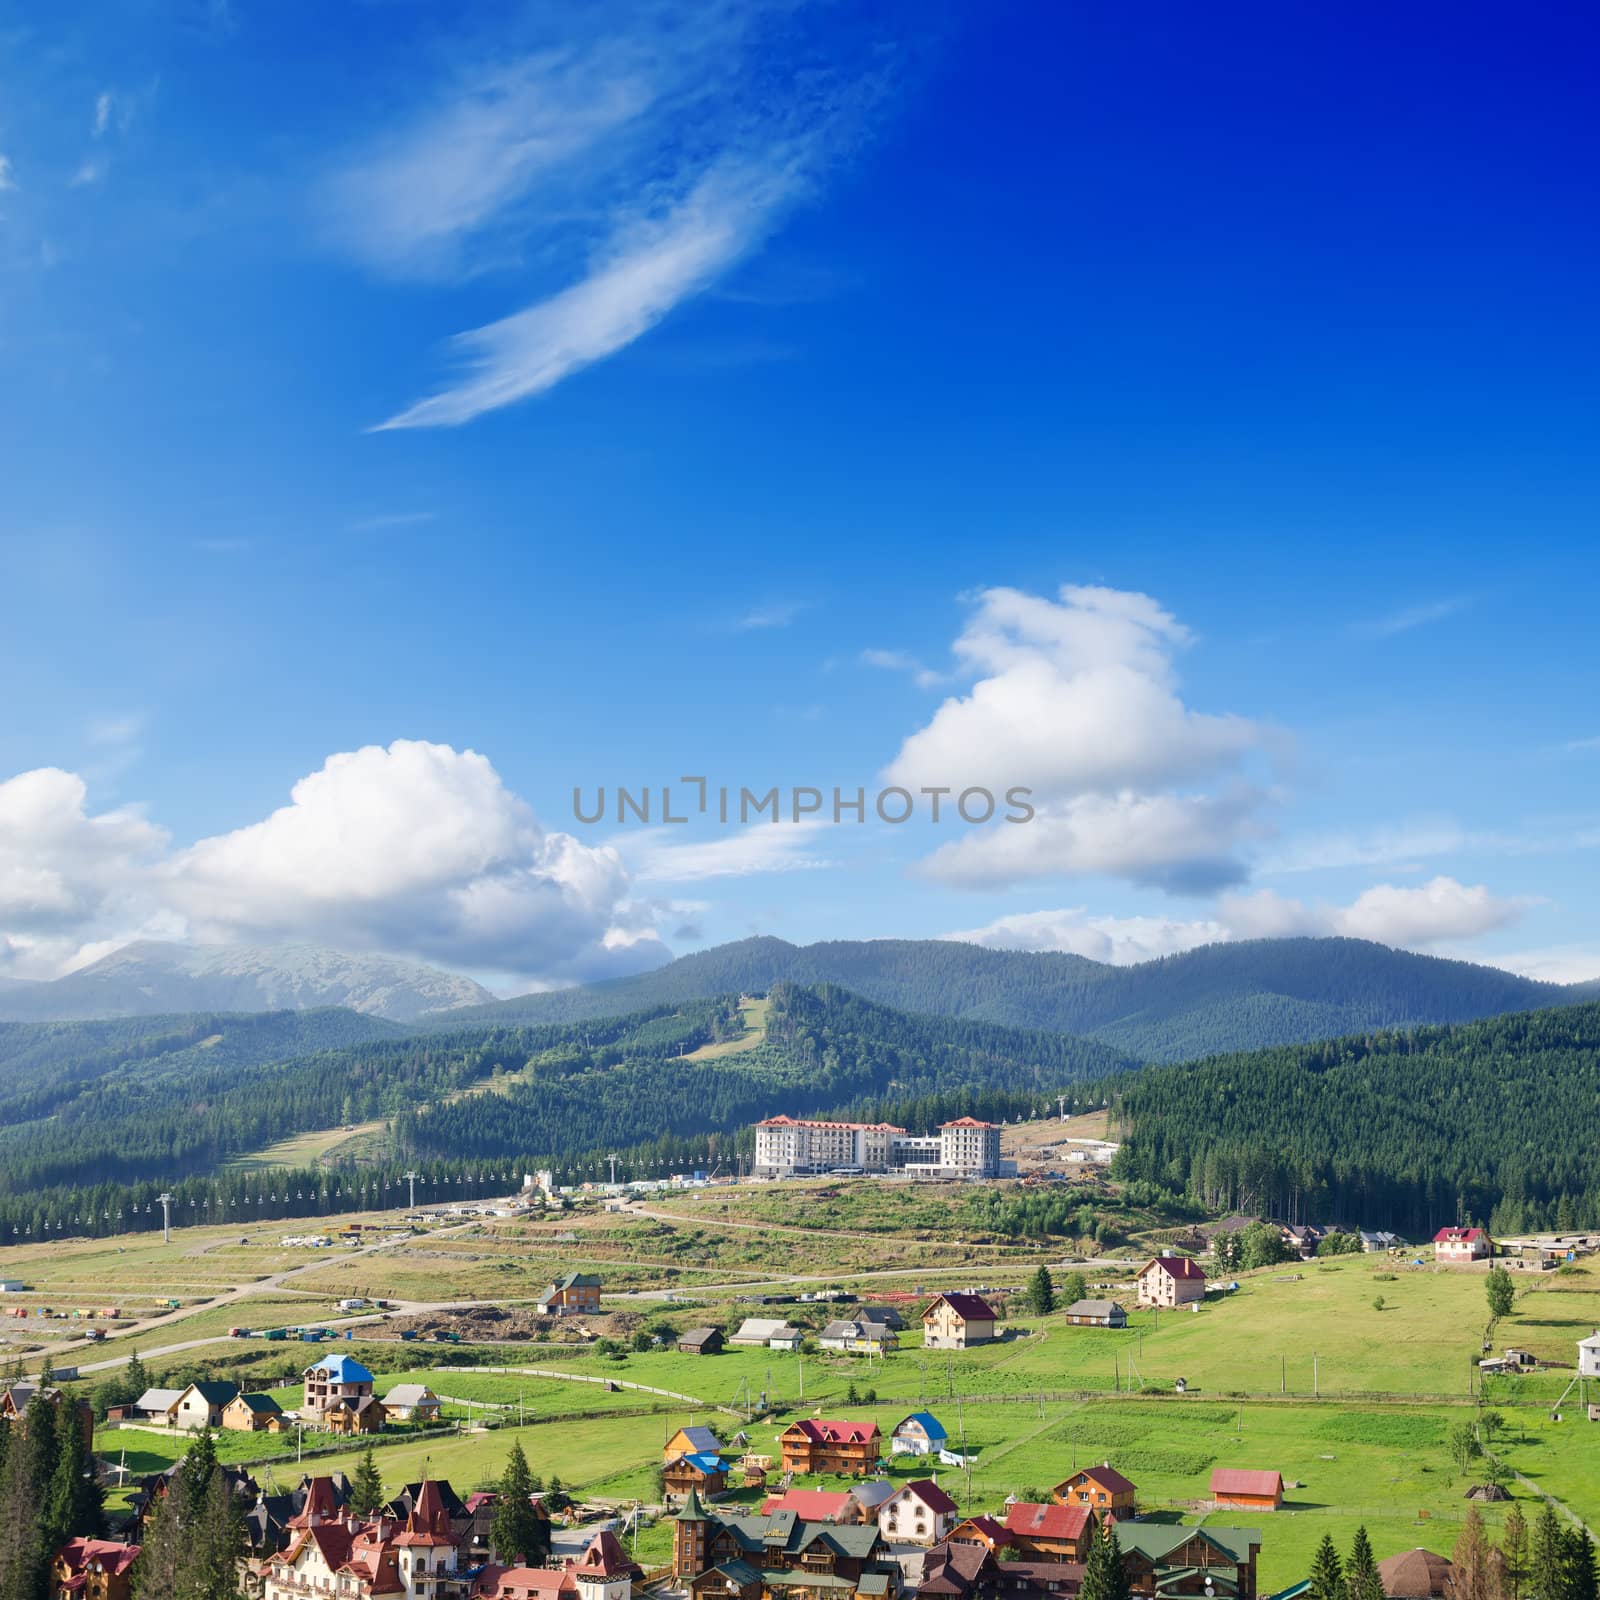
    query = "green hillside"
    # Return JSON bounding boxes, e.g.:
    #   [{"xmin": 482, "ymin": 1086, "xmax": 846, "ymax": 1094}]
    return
[
  {"xmin": 436, "ymin": 934, "xmax": 1573, "ymax": 1060},
  {"xmin": 1111, "ymin": 998, "xmax": 1600, "ymax": 1236}
]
